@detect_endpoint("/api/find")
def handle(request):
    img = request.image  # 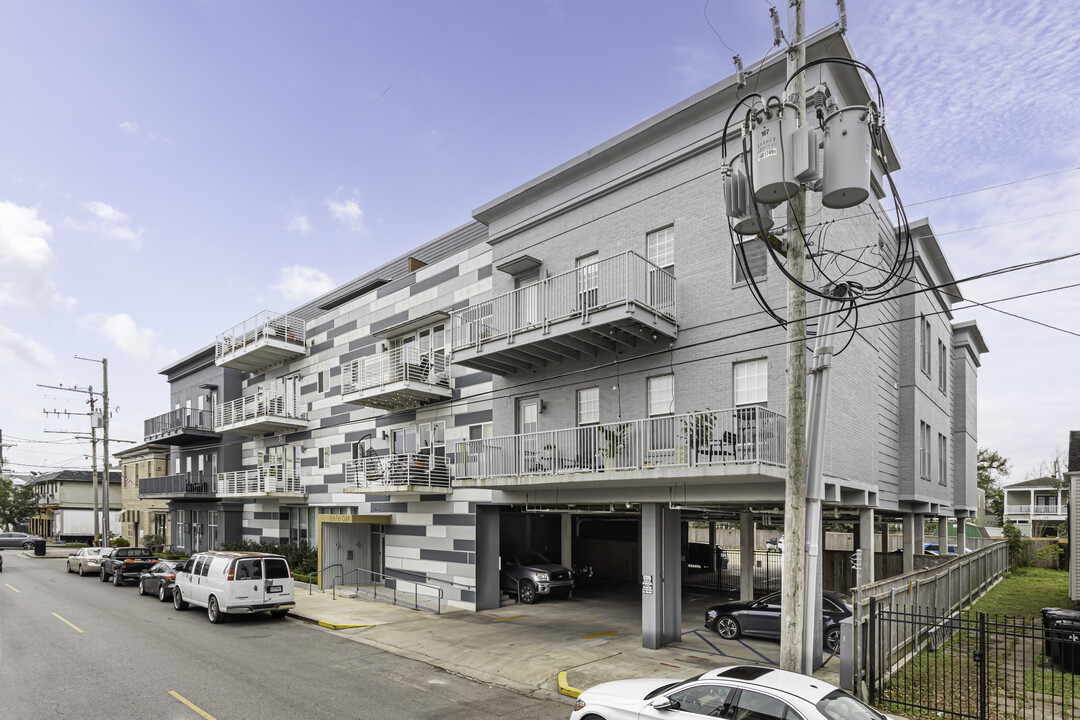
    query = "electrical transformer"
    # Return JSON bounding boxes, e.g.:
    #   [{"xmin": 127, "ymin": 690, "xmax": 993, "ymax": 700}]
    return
[
  {"xmin": 751, "ymin": 101, "xmax": 800, "ymax": 204},
  {"xmin": 821, "ymin": 105, "xmax": 872, "ymax": 209},
  {"xmin": 724, "ymin": 149, "xmax": 776, "ymax": 236}
]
